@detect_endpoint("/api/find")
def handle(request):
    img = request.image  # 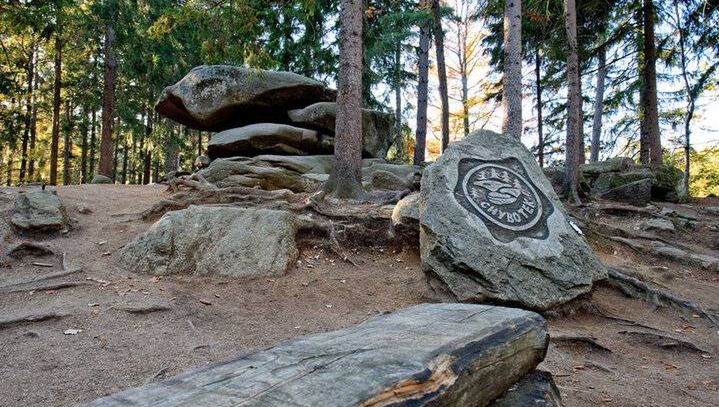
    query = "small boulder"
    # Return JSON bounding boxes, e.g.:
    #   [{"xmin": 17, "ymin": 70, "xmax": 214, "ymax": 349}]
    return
[
  {"xmin": 391, "ymin": 192, "xmax": 420, "ymax": 240},
  {"xmin": 591, "ymin": 168, "xmax": 655, "ymax": 195},
  {"xmin": 599, "ymin": 178, "xmax": 653, "ymax": 206},
  {"xmin": 370, "ymin": 170, "xmax": 412, "ymax": 191},
  {"xmin": 650, "ymin": 164, "xmax": 683, "ymax": 202},
  {"xmin": 640, "ymin": 218, "xmax": 675, "ymax": 233},
  {"xmin": 420, "ymin": 130, "xmax": 605, "ymax": 311},
  {"xmin": 11, "ymin": 189, "xmax": 69, "ymax": 233},
  {"xmin": 489, "ymin": 370, "xmax": 563, "ymax": 407},
  {"xmin": 155, "ymin": 65, "xmax": 336, "ymax": 131},
  {"xmin": 90, "ymin": 175, "xmax": 113, "ymax": 184},
  {"xmin": 118, "ymin": 206, "xmax": 298, "ymax": 278},
  {"xmin": 288, "ymin": 102, "xmax": 394, "ymax": 158},
  {"xmin": 194, "ymin": 155, "xmax": 211, "ymax": 169},
  {"xmin": 207, "ymin": 123, "xmax": 327, "ymax": 159}
]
